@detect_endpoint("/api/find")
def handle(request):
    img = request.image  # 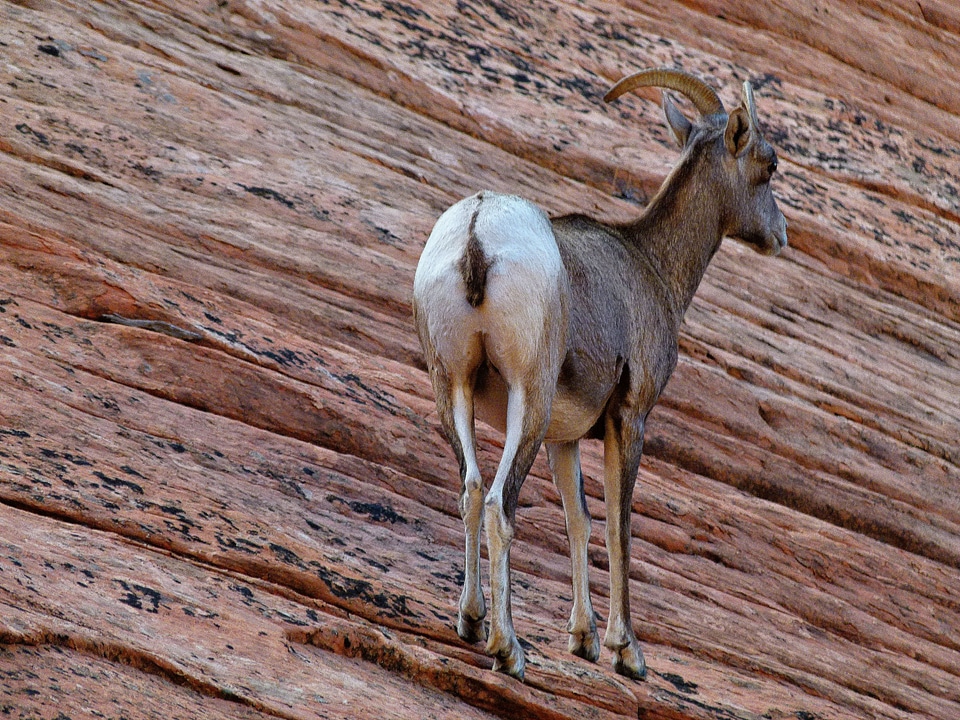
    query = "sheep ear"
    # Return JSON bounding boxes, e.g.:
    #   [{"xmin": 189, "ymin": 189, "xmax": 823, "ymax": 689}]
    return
[
  {"xmin": 725, "ymin": 81, "xmax": 760, "ymax": 158},
  {"xmin": 662, "ymin": 92, "xmax": 692, "ymax": 147},
  {"xmin": 724, "ymin": 104, "xmax": 753, "ymax": 157}
]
